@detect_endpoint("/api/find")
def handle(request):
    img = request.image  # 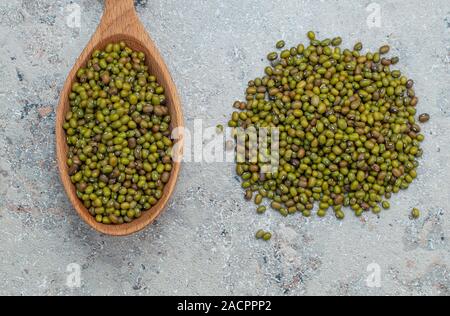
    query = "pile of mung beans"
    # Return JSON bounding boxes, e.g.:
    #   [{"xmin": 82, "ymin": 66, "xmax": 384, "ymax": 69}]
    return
[
  {"xmin": 64, "ymin": 42, "xmax": 173, "ymax": 225},
  {"xmin": 229, "ymin": 32, "xmax": 429, "ymax": 225}
]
